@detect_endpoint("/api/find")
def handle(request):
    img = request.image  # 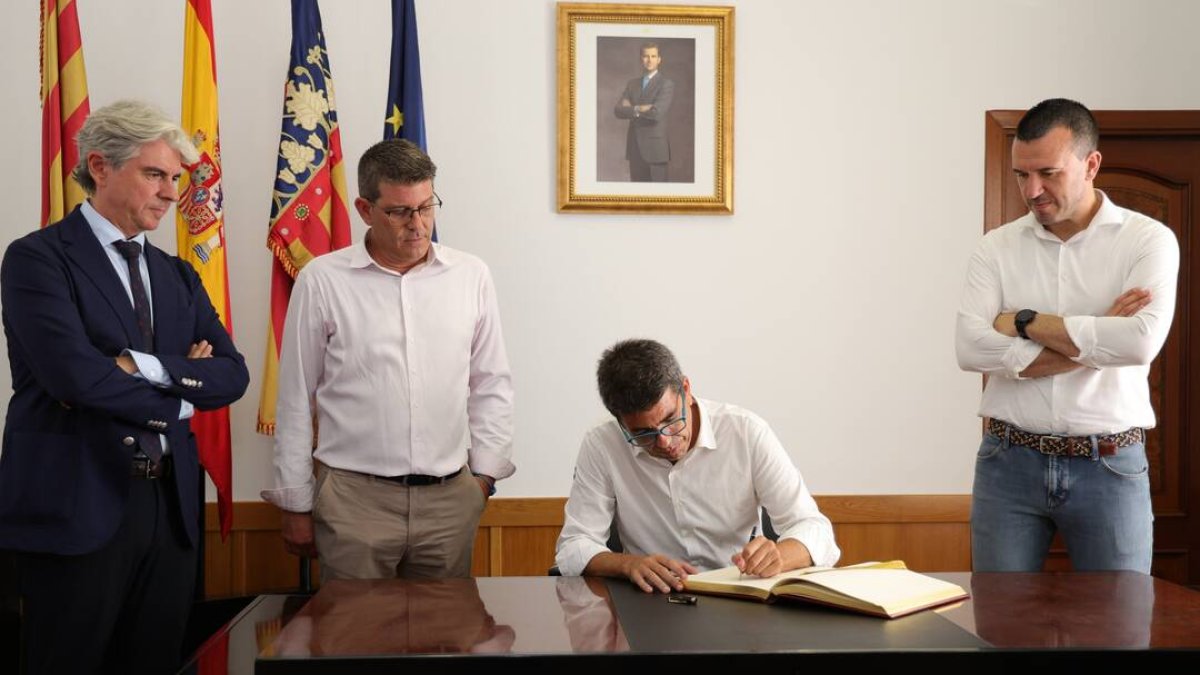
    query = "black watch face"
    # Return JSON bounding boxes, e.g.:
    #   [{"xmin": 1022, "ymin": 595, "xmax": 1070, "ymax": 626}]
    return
[{"xmin": 1015, "ymin": 310, "xmax": 1036, "ymax": 336}]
